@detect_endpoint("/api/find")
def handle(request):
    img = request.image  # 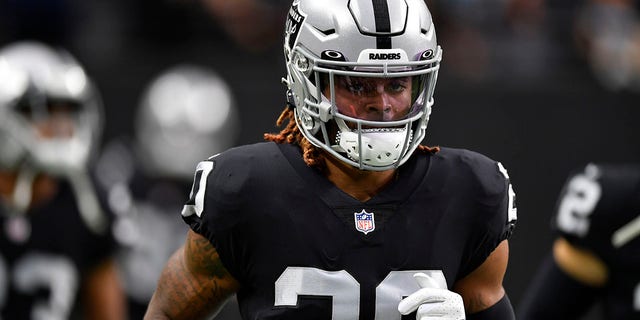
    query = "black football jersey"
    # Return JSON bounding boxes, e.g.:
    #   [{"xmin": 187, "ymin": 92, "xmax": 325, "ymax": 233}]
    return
[
  {"xmin": 552, "ymin": 163, "xmax": 640, "ymax": 319},
  {"xmin": 182, "ymin": 142, "xmax": 517, "ymax": 320},
  {"xmin": 0, "ymin": 178, "xmax": 116, "ymax": 320}
]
